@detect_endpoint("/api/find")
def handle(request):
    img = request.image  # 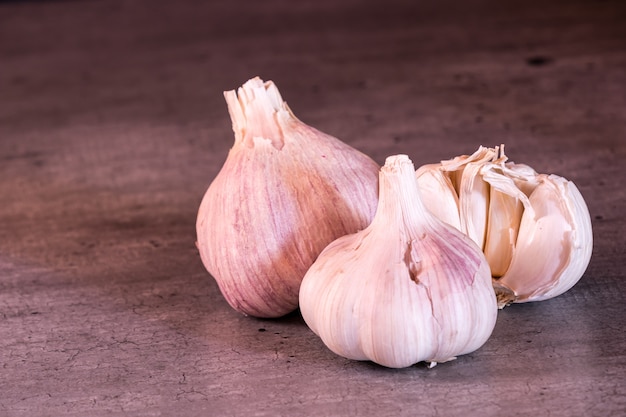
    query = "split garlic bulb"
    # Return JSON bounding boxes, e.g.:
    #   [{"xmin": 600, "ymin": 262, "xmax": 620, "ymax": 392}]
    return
[
  {"xmin": 196, "ymin": 77, "xmax": 379, "ymax": 318},
  {"xmin": 299, "ymin": 155, "xmax": 498, "ymax": 368},
  {"xmin": 415, "ymin": 145, "xmax": 593, "ymax": 307}
]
